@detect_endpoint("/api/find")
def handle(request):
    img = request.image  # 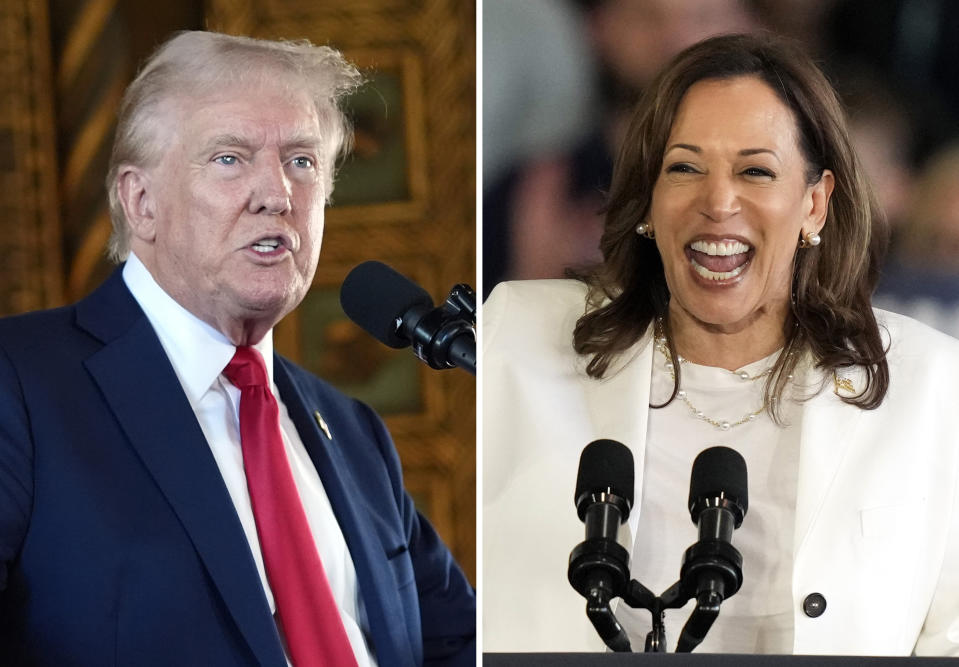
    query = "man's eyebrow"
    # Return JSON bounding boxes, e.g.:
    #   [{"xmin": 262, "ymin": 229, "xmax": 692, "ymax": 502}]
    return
[
  {"xmin": 203, "ymin": 134, "xmax": 254, "ymax": 151},
  {"xmin": 199, "ymin": 133, "xmax": 324, "ymax": 153},
  {"xmin": 281, "ymin": 133, "xmax": 324, "ymax": 152}
]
